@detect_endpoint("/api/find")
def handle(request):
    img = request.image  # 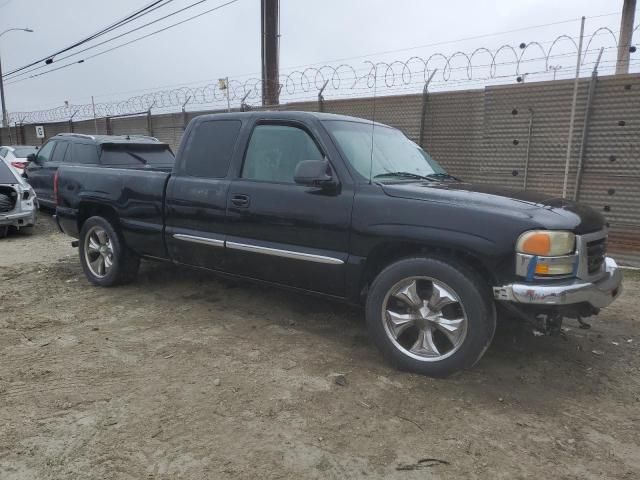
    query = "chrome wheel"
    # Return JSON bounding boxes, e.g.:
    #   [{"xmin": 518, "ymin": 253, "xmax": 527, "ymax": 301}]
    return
[
  {"xmin": 382, "ymin": 277, "xmax": 468, "ymax": 362},
  {"xmin": 84, "ymin": 226, "xmax": 114, "ymax": 278}
]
